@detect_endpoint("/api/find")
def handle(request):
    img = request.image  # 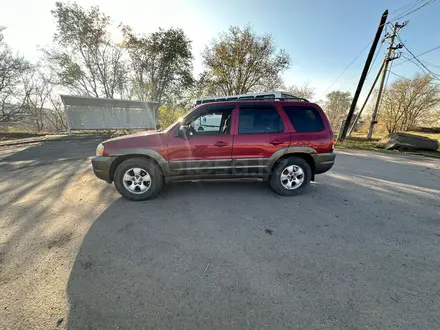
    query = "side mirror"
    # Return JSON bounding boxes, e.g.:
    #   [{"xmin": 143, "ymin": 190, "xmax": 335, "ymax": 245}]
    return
[{"xmin": 178, "ymin": 125, "xmax": 190, "ymax": 138}]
